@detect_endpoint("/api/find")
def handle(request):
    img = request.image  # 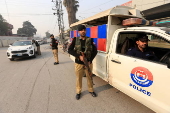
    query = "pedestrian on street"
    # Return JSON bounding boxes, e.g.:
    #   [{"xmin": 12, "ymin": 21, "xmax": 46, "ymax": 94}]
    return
[
  {"xmin": 50, "ymin": 34, "xmax": 59, "ymax": 65},
  {"xmin": 32, "ymin": 39, "xmax": 41, "ymax": 55},
  {"xmin": 68, "ymin": 24, "xmax": 98, "ymax": 100}
]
